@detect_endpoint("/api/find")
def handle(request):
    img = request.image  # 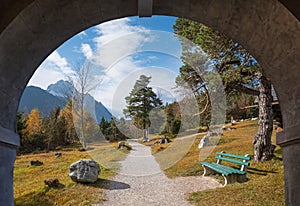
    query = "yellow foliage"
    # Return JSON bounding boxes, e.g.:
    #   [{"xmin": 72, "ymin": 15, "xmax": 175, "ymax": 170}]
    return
[{"xmin": 25, "ymin": 108, "xmax": 42, "ymax": 138}]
